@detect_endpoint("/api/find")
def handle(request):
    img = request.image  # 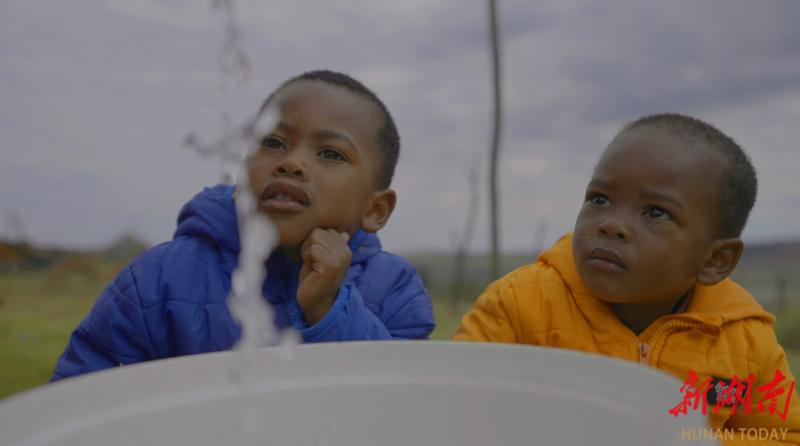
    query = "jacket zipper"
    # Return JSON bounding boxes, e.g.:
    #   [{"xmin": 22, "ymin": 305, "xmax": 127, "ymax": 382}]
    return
[
  {"xmin": 638, "ymin": 320, "xmax": 697, "ymax": 366},
  {"xmin": 638, "ymin": 342, "xmax": 651, "ymax": 365}
]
